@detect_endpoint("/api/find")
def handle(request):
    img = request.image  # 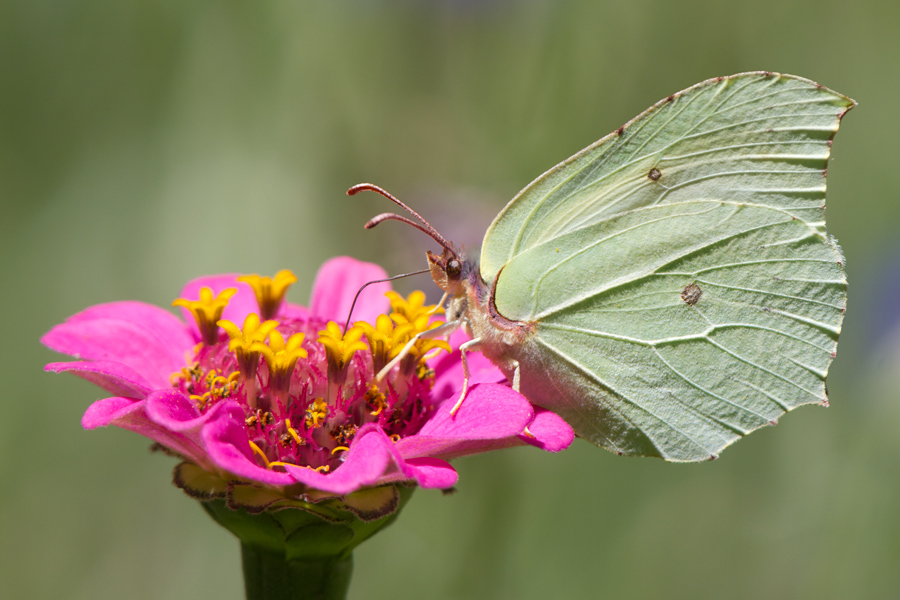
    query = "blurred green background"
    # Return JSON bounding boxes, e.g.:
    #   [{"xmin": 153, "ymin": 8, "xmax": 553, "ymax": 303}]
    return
[{"xmin": 4, "ymin": 1, "xmax": 899, "ymax": 598}]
